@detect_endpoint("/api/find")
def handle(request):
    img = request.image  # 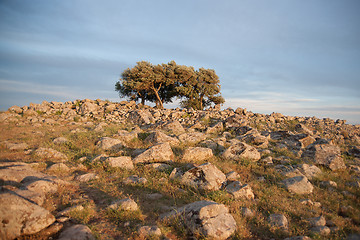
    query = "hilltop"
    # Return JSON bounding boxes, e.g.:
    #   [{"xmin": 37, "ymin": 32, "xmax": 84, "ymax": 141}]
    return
[{"xmin": 0, "ymin": 99, "xmax": 359, "ymax": 240}]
